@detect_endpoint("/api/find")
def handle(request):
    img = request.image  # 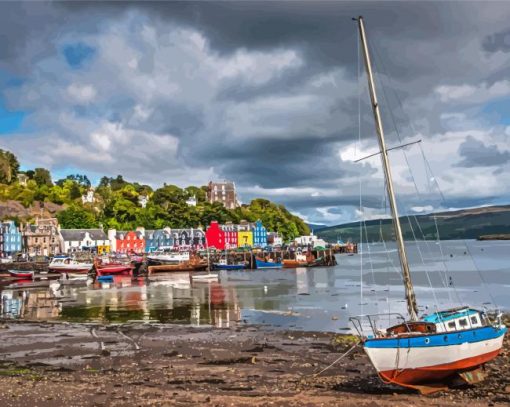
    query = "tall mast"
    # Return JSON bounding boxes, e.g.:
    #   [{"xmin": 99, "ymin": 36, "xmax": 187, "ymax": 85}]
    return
[{"xmin": 357, "ymin": 16, "xmax": 418, "ymax": 321}]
